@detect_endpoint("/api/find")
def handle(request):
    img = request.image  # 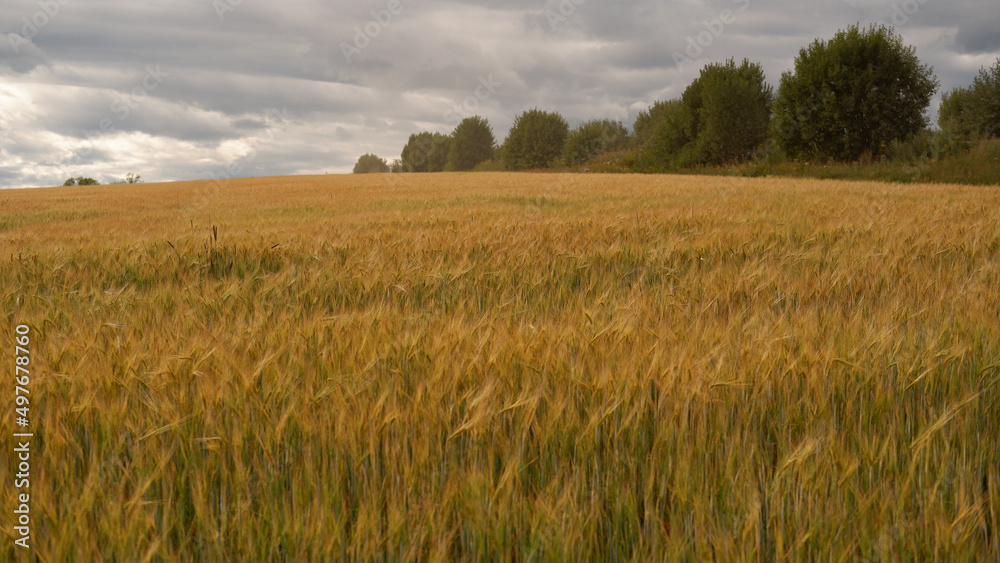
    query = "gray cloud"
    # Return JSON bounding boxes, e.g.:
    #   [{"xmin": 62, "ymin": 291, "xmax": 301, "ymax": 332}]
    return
[
  {"xmin": 0, "ymin": 0, "xmax": 997, "ymax": 188},
  {"xmin": 0, "ymin": 34, "xmax": 49, "ymax": 73}
]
